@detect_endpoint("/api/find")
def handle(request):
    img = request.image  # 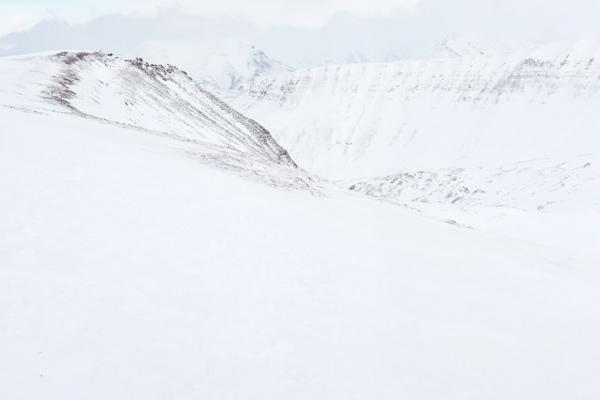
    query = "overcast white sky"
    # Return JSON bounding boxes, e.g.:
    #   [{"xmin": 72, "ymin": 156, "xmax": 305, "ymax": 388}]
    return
[
  {"xmin": 1, "ymin": 0, "xmax": 600, "ymax": 57},
  {"xmin": 0, "ymin": 0, "xmax": 417, "ymax": 36},
  {"xmin": 1, "ymin": 0, "xmax": 599, "ymax": 38}
]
